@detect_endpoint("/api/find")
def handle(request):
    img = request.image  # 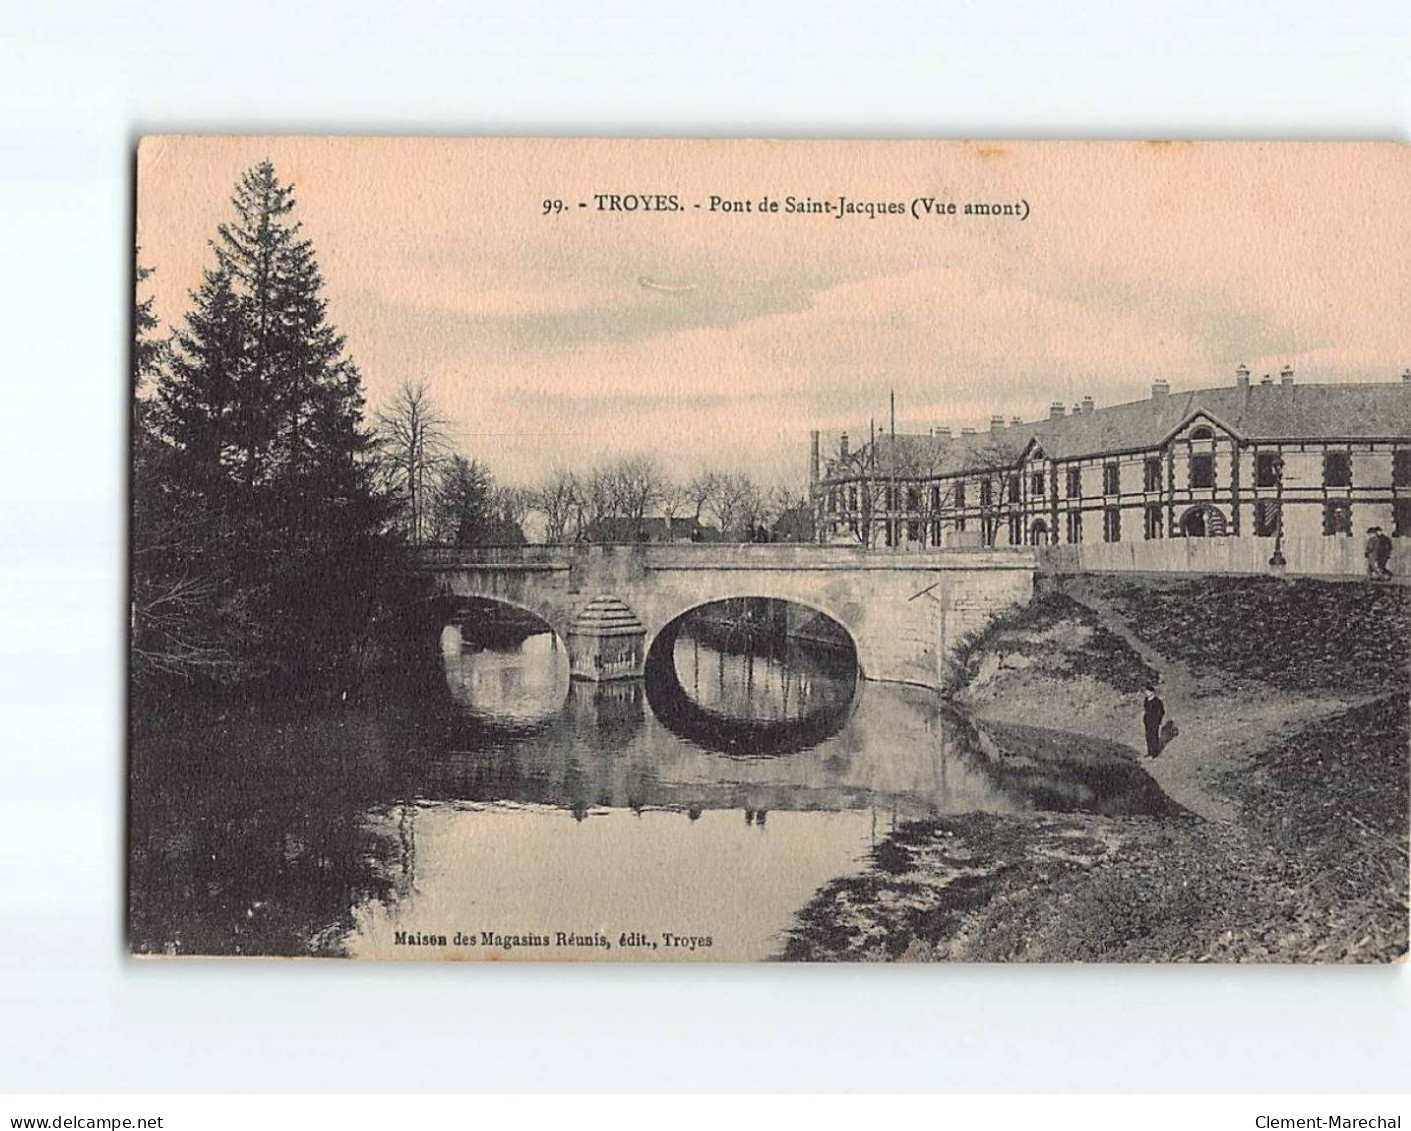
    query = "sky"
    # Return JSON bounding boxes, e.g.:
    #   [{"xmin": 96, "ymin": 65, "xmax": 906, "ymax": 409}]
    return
[{"xmin": 136, "ymin": 137, "xmax": 1410, "ymax": 488}]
